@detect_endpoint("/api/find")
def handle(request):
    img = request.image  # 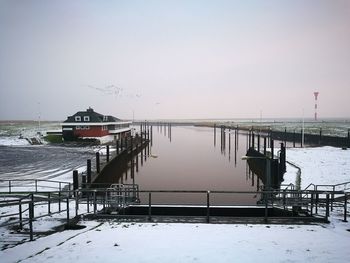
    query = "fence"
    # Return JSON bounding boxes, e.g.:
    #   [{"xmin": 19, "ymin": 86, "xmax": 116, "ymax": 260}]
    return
[{"xmin": 1, "ymin": 186, "xmax": 349, "ymax": 243}]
